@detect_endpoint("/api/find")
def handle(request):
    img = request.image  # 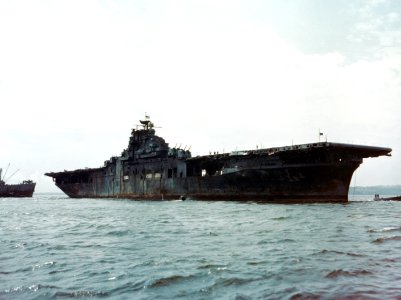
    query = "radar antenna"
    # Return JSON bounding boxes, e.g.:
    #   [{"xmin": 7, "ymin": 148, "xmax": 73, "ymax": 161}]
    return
[
  {"xmin": 137, "ymin": 114, "xmax": 161, "ymax": 130},
  {"xmin": 139, "ymin": 113, "xmax": 152, "ymax": 130}
]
